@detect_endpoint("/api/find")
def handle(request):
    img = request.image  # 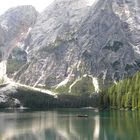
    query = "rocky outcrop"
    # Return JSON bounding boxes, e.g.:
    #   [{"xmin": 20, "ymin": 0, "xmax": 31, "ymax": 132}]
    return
[
  {"xmin": 0, "ymin": 95, "xmax": 20, "ymax": 108},
  {"xmin": 0, "ymin": 5, "xmax": 38, "ymax": 79},
  {"xmin": 0, "ymin": 83, "xmax": 21, "ymax": 108}
]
